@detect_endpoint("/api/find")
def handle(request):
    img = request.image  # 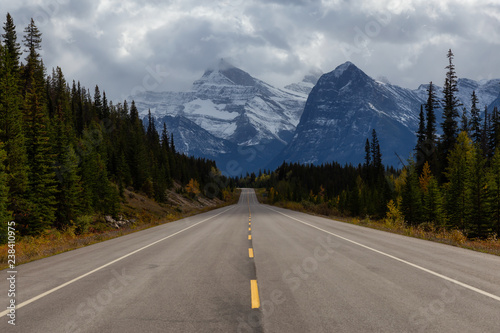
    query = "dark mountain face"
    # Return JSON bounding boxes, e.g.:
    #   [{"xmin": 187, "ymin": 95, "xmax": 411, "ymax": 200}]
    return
[{"xmin": 271, "ymin": 62, "xmax": 421, "ymax": 168}]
